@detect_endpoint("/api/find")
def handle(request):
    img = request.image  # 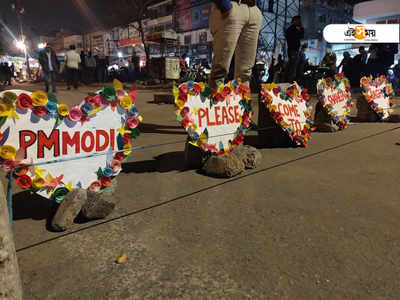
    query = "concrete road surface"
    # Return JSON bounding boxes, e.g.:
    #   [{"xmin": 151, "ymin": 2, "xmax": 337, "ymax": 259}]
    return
[{"xmin": 3, "ymin": 82, "xmax": 400, "ymax": 299}]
